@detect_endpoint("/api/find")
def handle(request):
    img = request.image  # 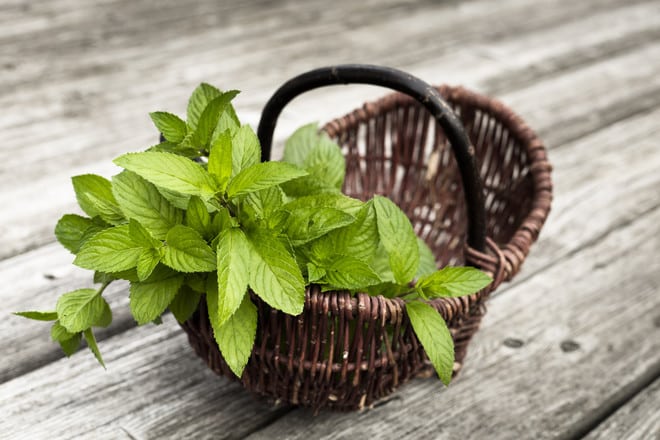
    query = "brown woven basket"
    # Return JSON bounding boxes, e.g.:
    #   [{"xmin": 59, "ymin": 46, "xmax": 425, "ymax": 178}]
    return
[{"xmin": 180, "ymin": 65, "xmax": 552, "ymax": 412}]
